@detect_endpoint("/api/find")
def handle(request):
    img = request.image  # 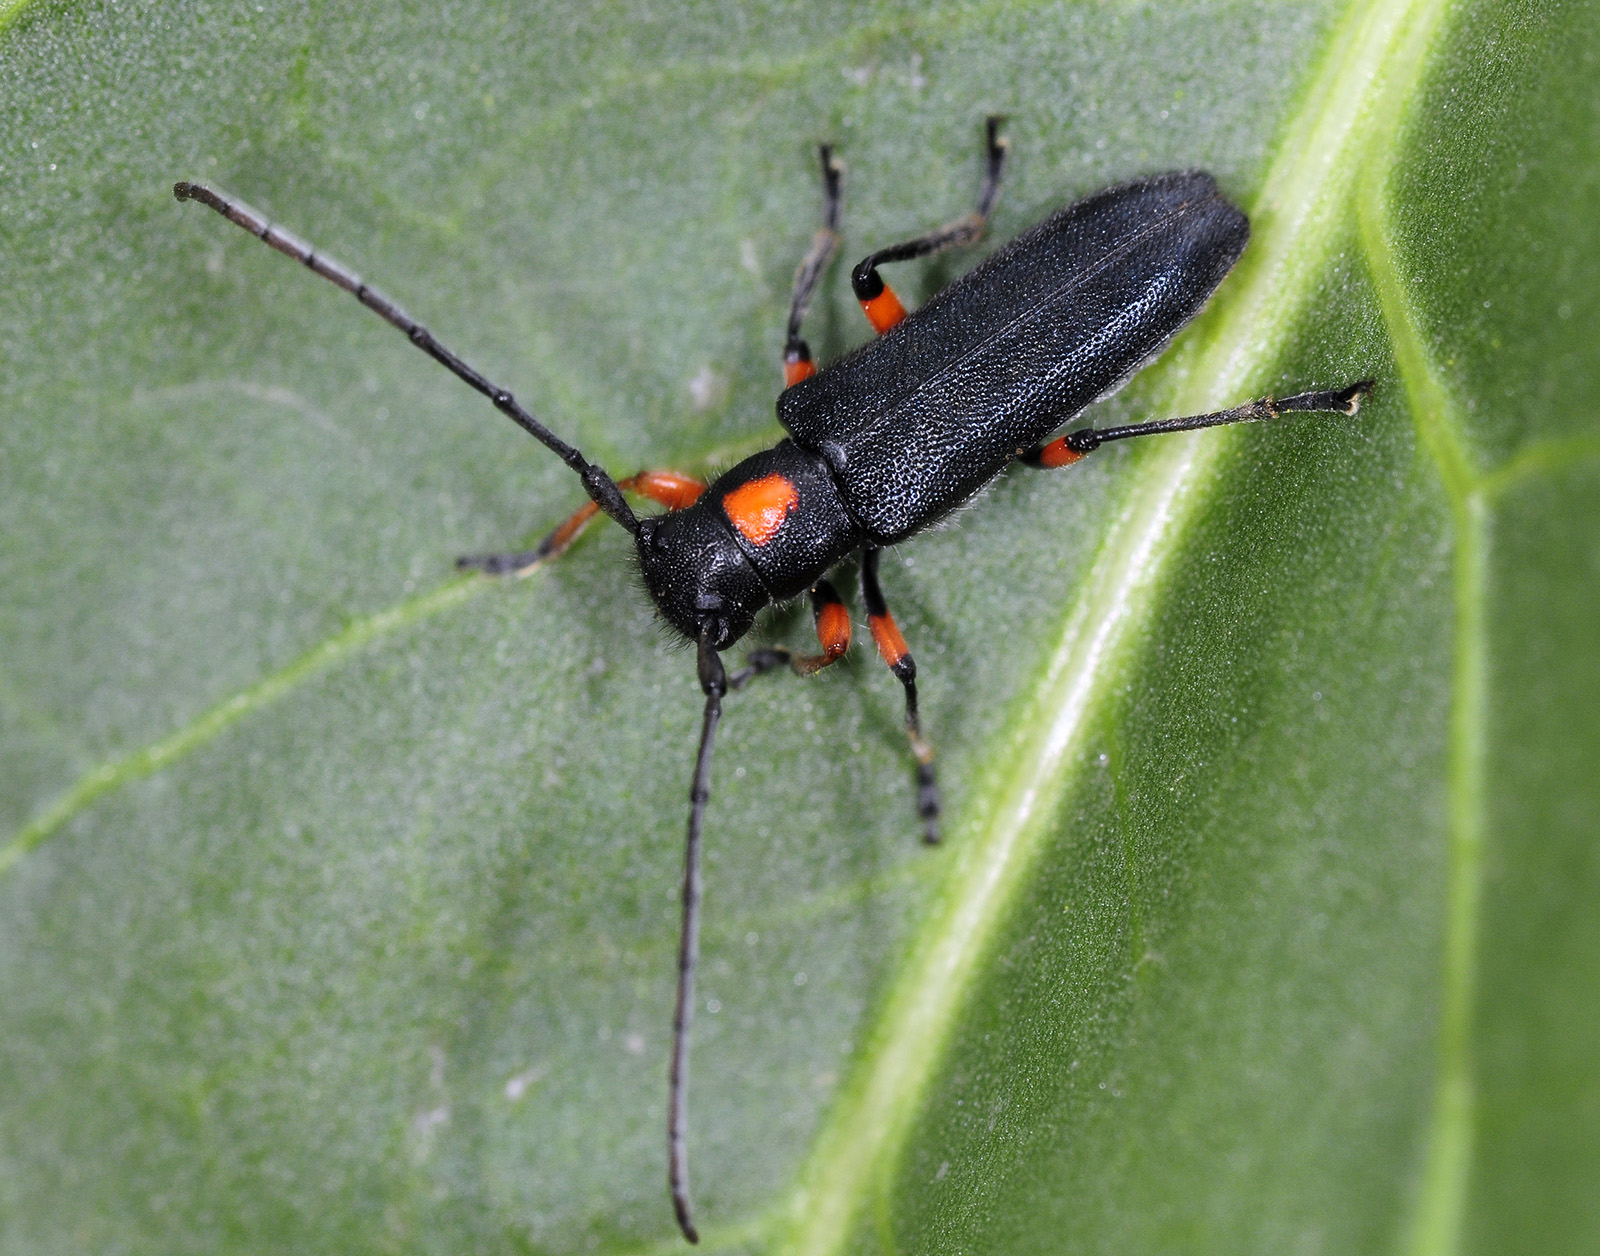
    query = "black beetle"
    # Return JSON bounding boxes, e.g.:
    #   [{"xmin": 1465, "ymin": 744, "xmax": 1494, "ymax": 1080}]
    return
[{"xmin": 175, "ymin": 117, "xmax": 1369, "ymax": 1241}]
